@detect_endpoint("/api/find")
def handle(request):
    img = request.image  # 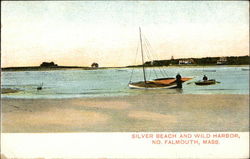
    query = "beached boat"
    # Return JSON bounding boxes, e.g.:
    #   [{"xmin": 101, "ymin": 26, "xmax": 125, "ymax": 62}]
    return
[
  {"xmin": 128, "ymin": 28, "xmax": 192, "ymax": 89},
  {"xmin": 203, "ymin": 70, "xmax": 216, "ymax": 72},
  {"xmin": 195, "ymin": 79, "xmax": 216, "ymax": 85},
  {"xmin": 241, "ymin": 68, "xmax": 249, "ymax": 71}
]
